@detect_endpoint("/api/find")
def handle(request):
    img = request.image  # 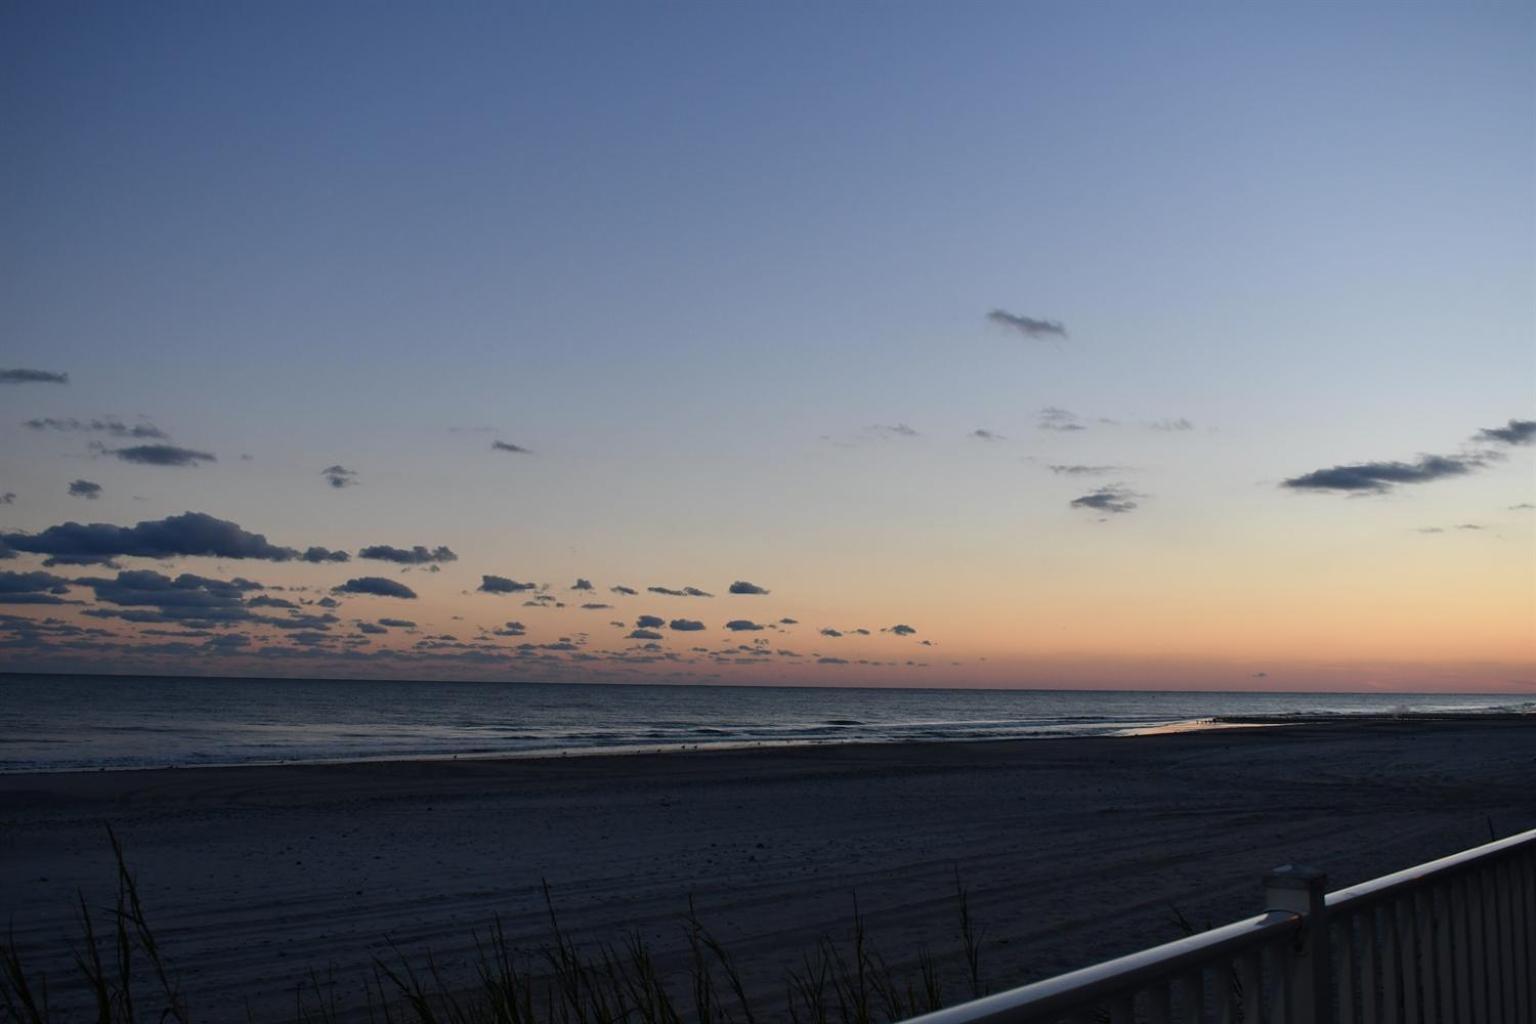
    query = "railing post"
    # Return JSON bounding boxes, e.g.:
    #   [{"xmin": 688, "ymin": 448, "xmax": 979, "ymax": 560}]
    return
[{"xmin": 1265, "ymin": 864, "xmax": 1332, "ymax": 1024}]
